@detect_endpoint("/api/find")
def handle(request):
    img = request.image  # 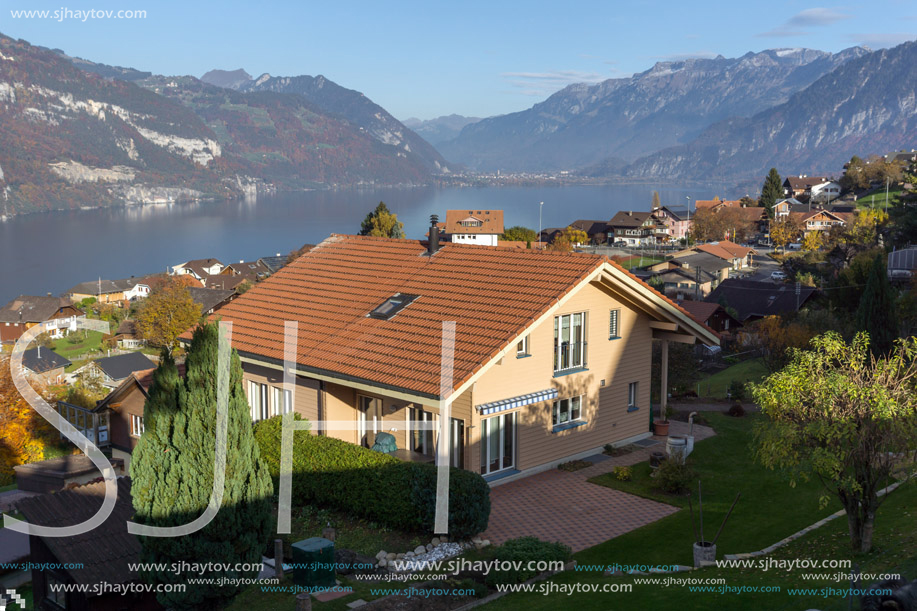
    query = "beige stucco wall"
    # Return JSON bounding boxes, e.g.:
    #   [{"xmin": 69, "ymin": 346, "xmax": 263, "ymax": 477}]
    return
[
  {"xmin": 469, "ymin": 279, "xmax": 653, "ymax": 474},
  {"xmin": 242, "ymin": 363, "xmax": 321, "ymax": 424}
]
